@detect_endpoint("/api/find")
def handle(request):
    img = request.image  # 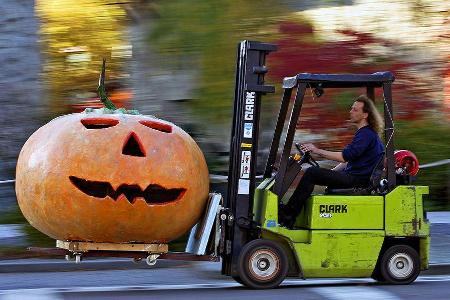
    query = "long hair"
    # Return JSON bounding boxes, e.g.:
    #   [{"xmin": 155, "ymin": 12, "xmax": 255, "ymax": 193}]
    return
[{"xmin": 355, "ymin": 95, "xmax": 384, "ymax": 135}]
